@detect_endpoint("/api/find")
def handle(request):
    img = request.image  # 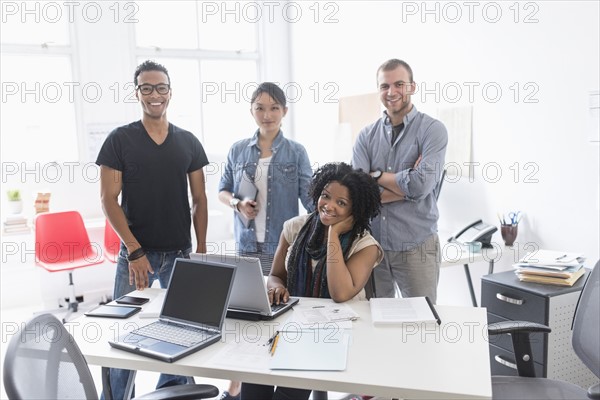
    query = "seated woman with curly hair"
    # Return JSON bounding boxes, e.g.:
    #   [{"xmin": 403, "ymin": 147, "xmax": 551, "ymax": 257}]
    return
[{"xmin": 241, "ymin": 162, "xmax": 383, "ymax": 400}]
